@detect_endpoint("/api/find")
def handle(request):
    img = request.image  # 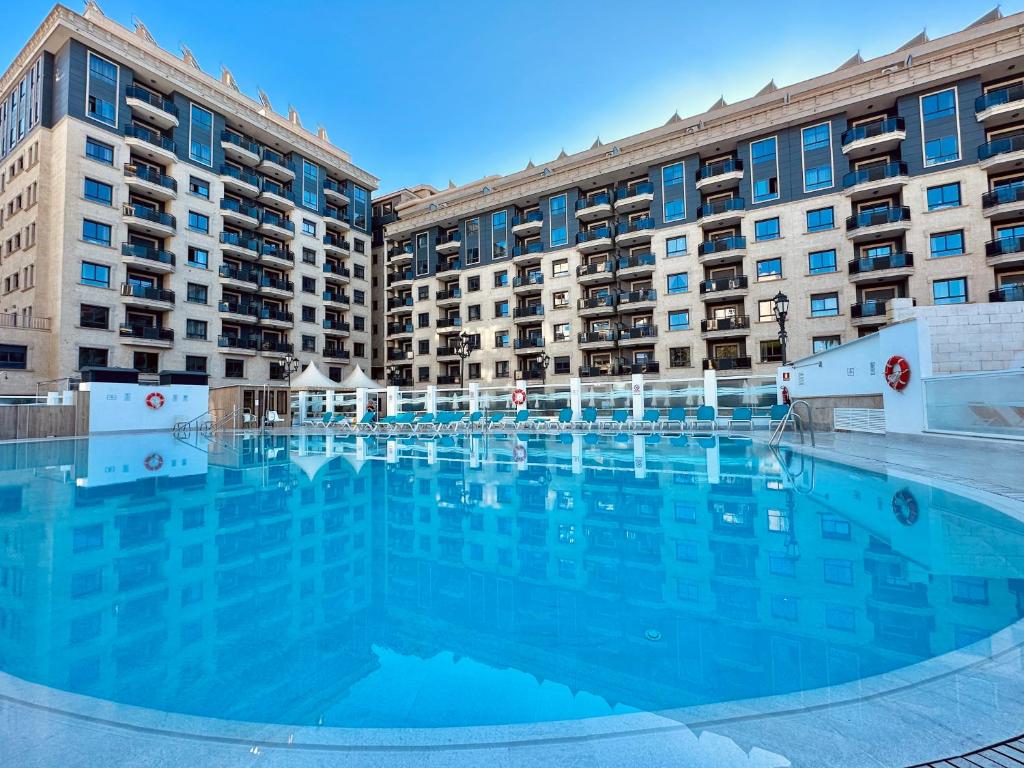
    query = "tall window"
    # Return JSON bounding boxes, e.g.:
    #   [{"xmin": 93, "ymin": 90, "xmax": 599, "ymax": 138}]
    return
[
  {"xmin": 801, "ymin": 123, "xmax": 833, "ymax": 192},
  {"xmin": 86, "ymin": 53, "xmax": 117, "ymax": 126},
  {"xmin": 415, "ymin": 231, "xmax": 429, "ymax": 275},
  {"xmin": 352, "ymin": 186, "xmax": 369, "ymax": 230},
  {"xmin": 549, "ymin": 194, "xmax": 567, "ymax": 247},
  {"xmin": 492, "ymin": 210, "xmax": 507, "ymax": 259},
  {"xmin": 302, "ymin": 160, "xmax": 319, "ymax": 210},
  {"xmin": 920, "ymin": 88, "xmax": 959, "ymax": 166},
  {"xmin": 188, "ymin": 104, "xmax": 213, "ymax": 166},
  {"xmin": 662, "ymin": 162, "xmax": 684, "ymax": 222},
  {"xmin": 750, "ymin": 136, "xmax": 779, "ymax": 203},
  {"xmin": 465, "ymin": 218, "xmax": 480, "ymax": 264}
]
